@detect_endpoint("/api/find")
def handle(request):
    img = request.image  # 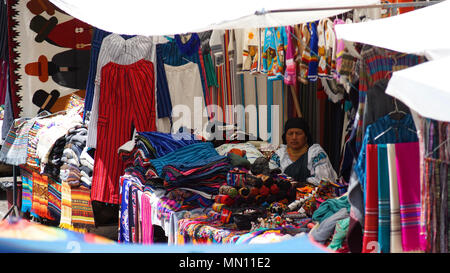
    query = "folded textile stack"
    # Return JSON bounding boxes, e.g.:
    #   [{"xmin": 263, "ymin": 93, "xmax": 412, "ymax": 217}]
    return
[
  {"xmin": 59, "ymin": 125, "xmax": 90, "ymax": 188},
  {"xmin": 161, "ymin": 154, "xmax": 232, "ymax": 208},
  {"xmin": 79, "ymin": 147, "xmax": 94, "ymax": 188}
]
